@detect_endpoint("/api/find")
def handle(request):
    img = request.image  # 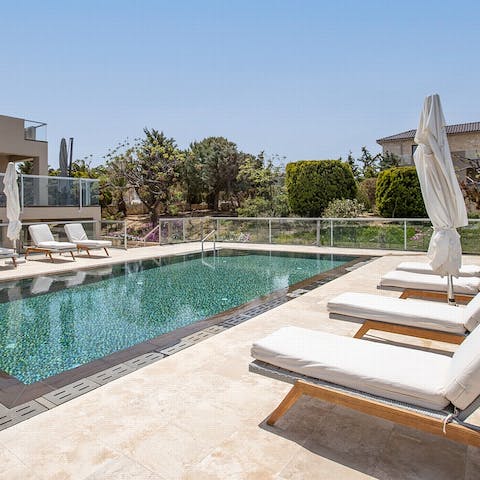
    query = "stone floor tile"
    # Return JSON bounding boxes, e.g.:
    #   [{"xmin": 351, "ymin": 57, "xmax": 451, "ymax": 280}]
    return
[
  {"xmin": 183, "ymin": 424, "xmax": 304, "ymax": 480},
  {"xmin": 281, "ymin": 405, "xmax": 394, "ymax": 477},
  {"xmin": 0, "ymin": 445, "xmax": 40, "ymax": 479},
  {"xmin": 465, "ymin": 445, "xmax": 480, "ymax": 480},
  {"xmin": 84, "ymin": 455, "xmax": 164, "ymax": 480},
  {"xmin": 373, "ymin": 425, "xmax": 467, "ymax": 480},
  {"xmin": 3, "ymin": 430, "xmax": 119, "ymax": 480}
]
